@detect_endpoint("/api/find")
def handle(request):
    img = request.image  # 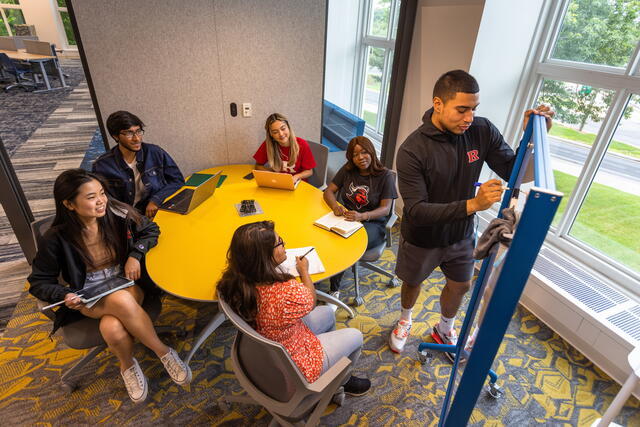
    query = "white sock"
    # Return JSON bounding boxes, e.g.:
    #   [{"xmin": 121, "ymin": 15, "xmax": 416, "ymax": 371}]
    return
[
  {"xmin": 466, "ymin": 325, "xmax": 479, "ymax": 348},
  {"xmin": 438, "ymin": 315, "xmax": 456, "ymax": 335},
  {"xmin": 400, "ymin": 307, "xmax": 412, "ymax": 322}
]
